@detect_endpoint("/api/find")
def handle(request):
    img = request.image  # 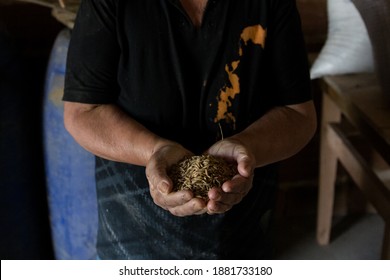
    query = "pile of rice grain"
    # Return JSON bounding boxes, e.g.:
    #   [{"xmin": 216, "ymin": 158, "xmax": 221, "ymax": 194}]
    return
[{"xmin": 169, "ymin": 154, "xmax": 237, "ymax": 198}]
